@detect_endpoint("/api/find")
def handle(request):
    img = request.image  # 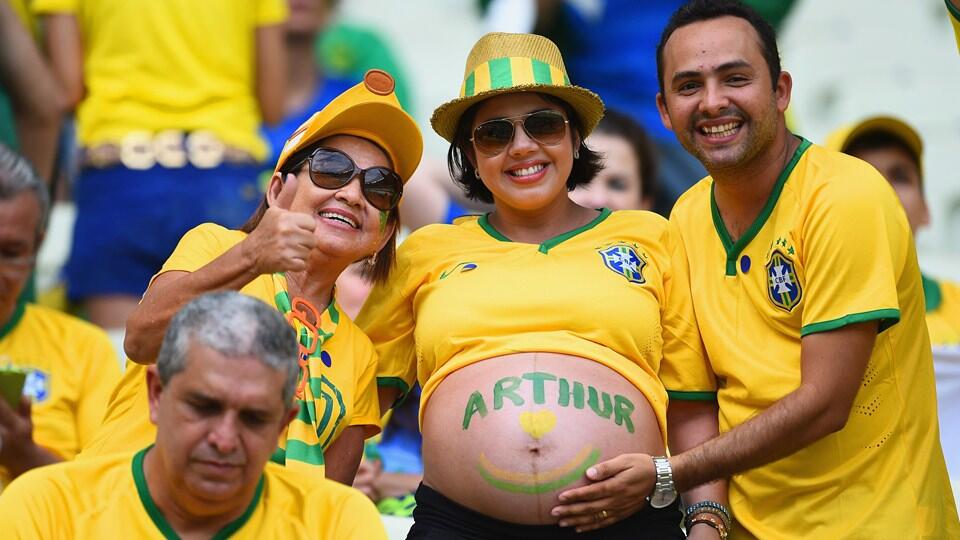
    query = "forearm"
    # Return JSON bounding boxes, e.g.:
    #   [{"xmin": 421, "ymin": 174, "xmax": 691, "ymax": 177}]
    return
[
  {"xmin": 667, "ymin": 400, "xmax": 727, "ymax": 506},
  {"xmin": 124, "ymin": 241, "xmax": 261, "ymax": 363},
  {"xmin": 324, "ymin": 426, "xmax": 366, "ymax": 485},
  {"xmin": 3, "ymin": 441, "xmax": 61, "ymax": 478},
  {"xmin": 671, "ymin": 383, "xmax": 841, "ymax": 492},
  {"xmin": 41, "ymin": 15, "xmax": 84, "ymax": 109},
  {"xmin": 254, "ymin": 25, "xmax": 285, "ymax": 125}
]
